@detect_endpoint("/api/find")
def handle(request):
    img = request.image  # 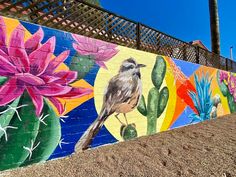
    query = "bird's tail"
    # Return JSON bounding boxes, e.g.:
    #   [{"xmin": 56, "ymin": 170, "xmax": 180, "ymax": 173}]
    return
[{"xmin": 75, "ymin": 108, "xmax": 110, "ymax": 151}]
